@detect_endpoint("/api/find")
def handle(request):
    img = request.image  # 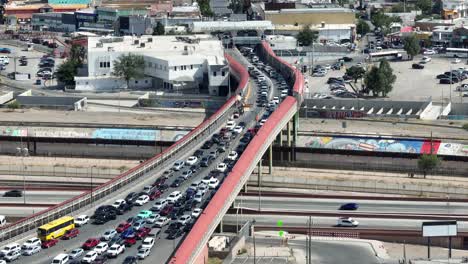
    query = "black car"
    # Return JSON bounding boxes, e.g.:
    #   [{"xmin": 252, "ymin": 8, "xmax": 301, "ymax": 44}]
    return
[
  {"xmin": 125, "ymin": 192, "xmax": 139, "ymax": 203},
  {"xmin": 167, "ymin": 229, "xmax": 184, "ymax": 239},
  {"xmin": 436, "ymin": 74, "xmax": 449, "ymax": 79},
  {"xmin": 117, "ymin": 203, "xmax": 133, "ymax": 214},
  {"xmin": 200, "ymin": 156, "xmax": 212, "ymax": 167},
  {"xmin": 3, "ymin": 190, "xmax": 22, "ymax": 197},
  {"xmin": 94, "ymin": 205, "xmax": 118, "ymax": 216},
  {"xmin": 123, "ymin": 256, "xmax": 138, "ymax": 264},
  {"xmin": 440, "ymin": 78, "xmax": 456, "ymax": 84},
  {"xmin": 184, "ymin": 200, "xmax": 196, "ymax": 211},
  {"xmin": 38, "ymin": 62, "xmax": 54, "ymax": 68},
  {"xmin": 201, "ymin": 141, "xmax": 213, "ymax": 149},
  {"xmin": 342, "ymin": 56, "xmax": 353, "ymax": 62},
  {"xmin": 166, "ymin": 222, "xmax": 183, "ymax": 233},
  {"xmin": 158, "ymin": 184, "xmax": 169, "ymax": 192},
  {"xmin": 412, "ymin": 63, "xmax": 424, "ymax": 69},
  {"xmin": 93, "ymin": 212, "xmax": 116, "ymax": 224},
  {"xmin": 193, "ymin": 150, "xmax": 204, "ymax": 158},
  {"xmin": 94, "ymin": 255, "xmax": 108, "ymax": 264},
  {"xmin": 184, "ymin": 219, "xmax": 196, "ymax": 232},
  {"xmin": 170, "ymin": 177, "xmax": 185, "ymax": 188}
]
